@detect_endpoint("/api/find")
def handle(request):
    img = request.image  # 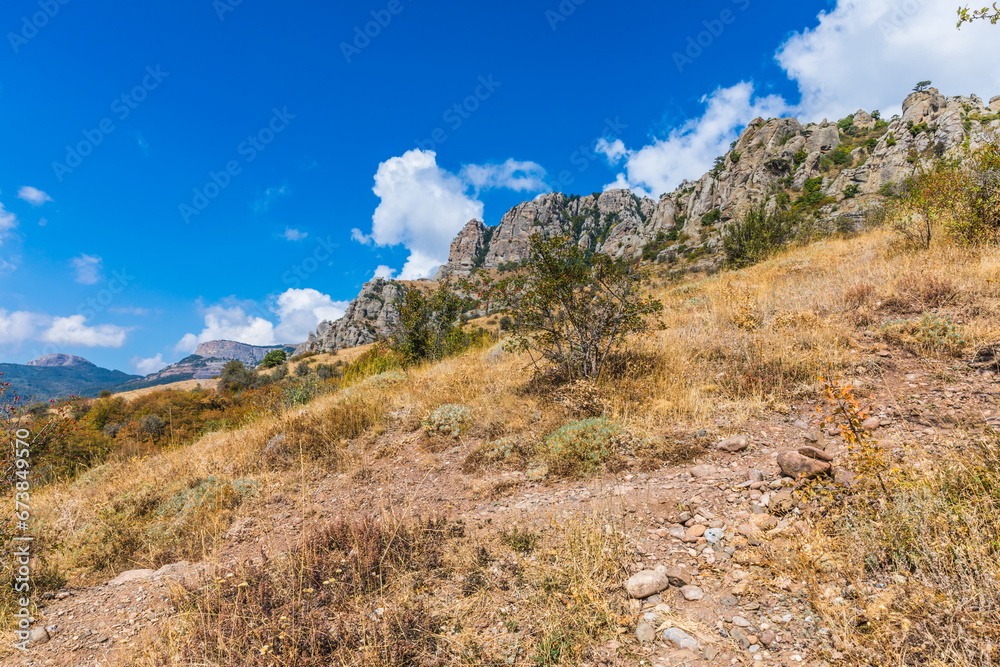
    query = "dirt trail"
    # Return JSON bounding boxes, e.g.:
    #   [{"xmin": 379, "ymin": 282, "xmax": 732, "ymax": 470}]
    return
[{"xmin": 6, "ymin": 345, "xmax": 998, "ymax": 667}]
